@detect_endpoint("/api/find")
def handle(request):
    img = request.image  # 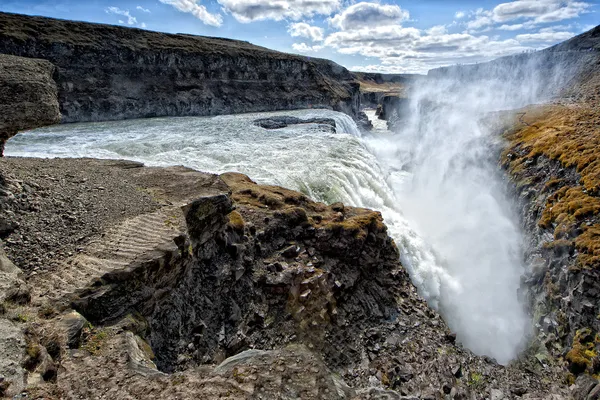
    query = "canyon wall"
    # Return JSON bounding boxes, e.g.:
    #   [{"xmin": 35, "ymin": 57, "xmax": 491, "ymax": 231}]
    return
[{"xmin": 0, "ymin": 12, "xmax": 360, "ymax": 124}]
